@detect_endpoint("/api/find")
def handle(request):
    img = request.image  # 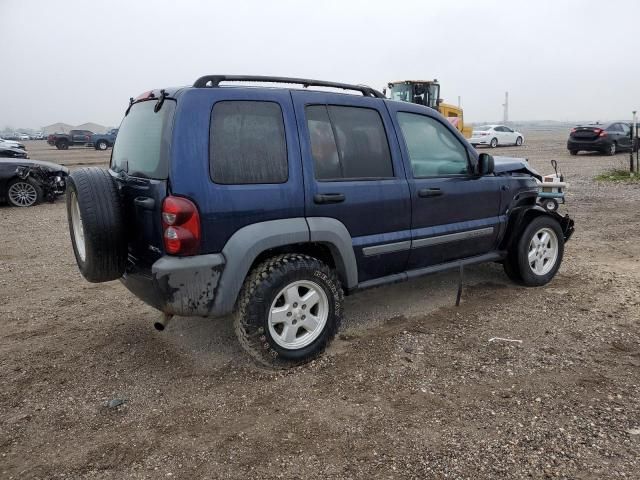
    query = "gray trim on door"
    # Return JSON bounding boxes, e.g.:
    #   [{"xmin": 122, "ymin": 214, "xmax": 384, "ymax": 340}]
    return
[
  {"xmin": 362, "ymin": 227, "xmax": 495, "ymax": 257},
  {"xmin": 412, "ymin": 227, "xmax": 495, "ymax": 249},
  {"xmin": 362, "ymin": 240, "xmax": 411, "ymax": 257}
]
